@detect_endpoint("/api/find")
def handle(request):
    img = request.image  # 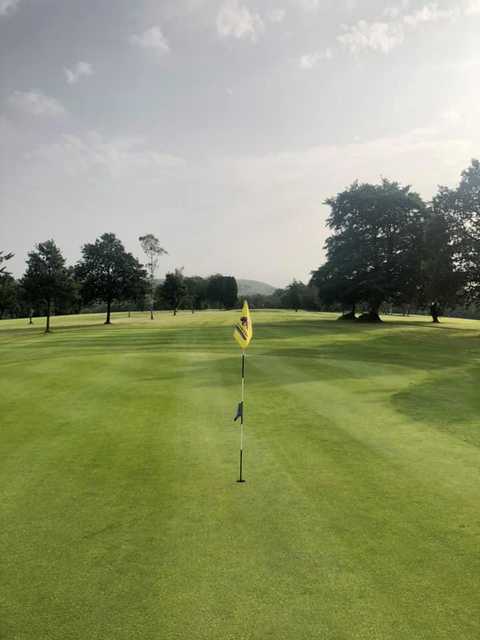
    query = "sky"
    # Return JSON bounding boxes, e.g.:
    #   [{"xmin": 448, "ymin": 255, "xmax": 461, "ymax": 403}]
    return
[{"xmin": 1, "ymin": 0, "xmax": 480, "ymax": 287}]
